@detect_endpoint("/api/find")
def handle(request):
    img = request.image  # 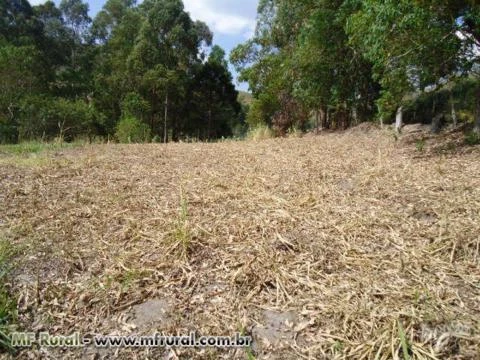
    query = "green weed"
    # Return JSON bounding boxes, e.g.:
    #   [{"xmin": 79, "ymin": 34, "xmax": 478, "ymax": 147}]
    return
[
  {"xmin": 0, "ymin": 140, "xmax": 85, "ymax": 155},
  {"xmin": 172, "ymin": 187, "xmax": 191, "ymax": 256},
  {"xmin": 398, "ymin": 320, "xmax": 411, "ymax": 360},
  {"xmin": 415, "ymin": 139, "xmax": 426, "ymax": 152}
]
